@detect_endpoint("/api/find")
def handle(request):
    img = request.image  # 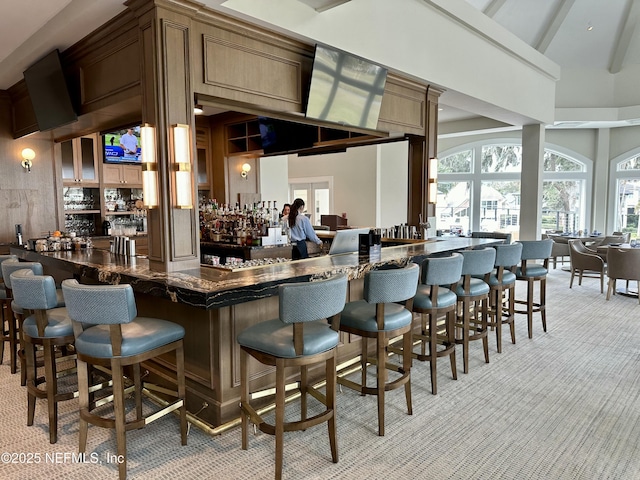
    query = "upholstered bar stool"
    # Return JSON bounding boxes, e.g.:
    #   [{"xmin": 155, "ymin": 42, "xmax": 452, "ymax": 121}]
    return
[
  {"xmin": 338, "ymin": 263, "xmax": 419, "ymax": 436},
  {"xmin": 405, "ymin": 253, "xmax": 463, "ymax": 395},
  {"xmin": 237, "ymin": 274, "xmax": 347, "ymax": 480},
  {"xmin": 0, "ymin": 255, "xmax": 17, "ymax": 367},
  {"xmin": 2, "ymin": 259, "xmax": 65, "ymax": 386},
  {"xmin": 484, "ymin": 243, "xmax": 522, "ymax": 353},
  {"xmin": 454, "ymin": 247, "xmax": 496, "ymax": 374},
  {"xmin": 61, "ymin": 279, "xmax": 187, "ymax": 480},
  {"xmin": 10, "ymin": 269, "xmax": 76, "ymax": 444},
  {"xmin": 2, "ymin": 259, "xmax": 47, "ymax": 379},
  {"xmin": 514, "ymin": 239, "xmax": 553, "ymax": 338}
]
